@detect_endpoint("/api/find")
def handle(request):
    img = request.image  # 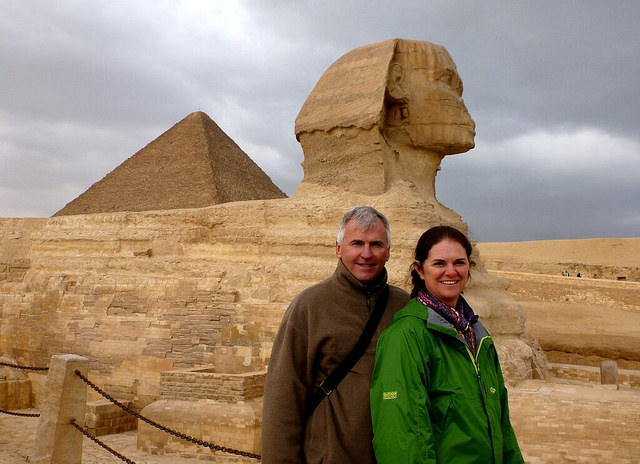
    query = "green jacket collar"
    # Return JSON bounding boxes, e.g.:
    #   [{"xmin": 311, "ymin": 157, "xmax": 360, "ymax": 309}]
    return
[{"xmin": 394, "ymin": 298, "xmax": 490, "ymax": 342}]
